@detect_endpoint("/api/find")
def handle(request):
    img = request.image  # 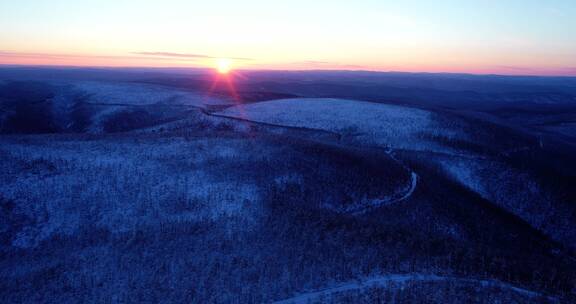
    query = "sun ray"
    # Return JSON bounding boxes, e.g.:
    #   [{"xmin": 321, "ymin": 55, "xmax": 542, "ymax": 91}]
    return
[{"xmin": 216, "ymin": 58, "xmax": 232, "ymax": 74}]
